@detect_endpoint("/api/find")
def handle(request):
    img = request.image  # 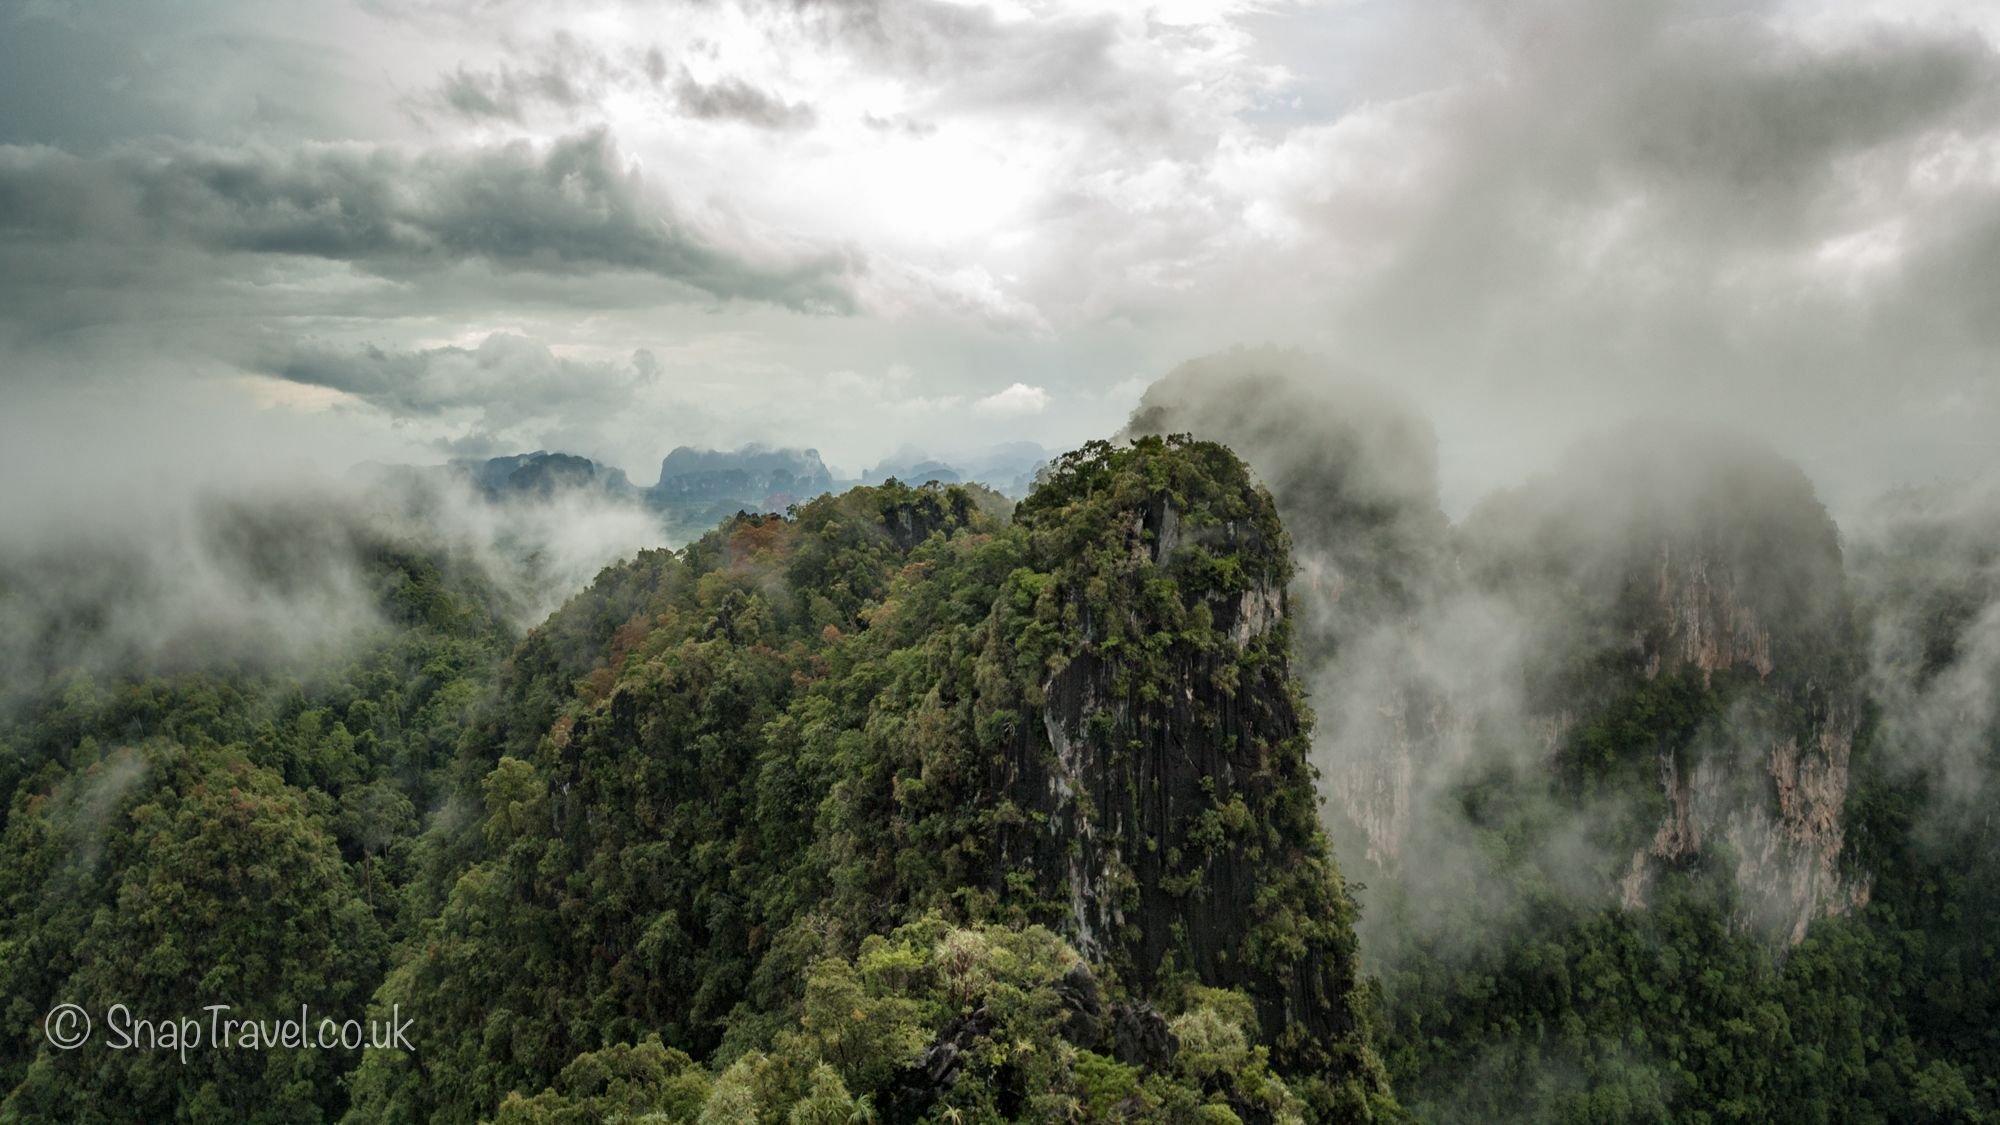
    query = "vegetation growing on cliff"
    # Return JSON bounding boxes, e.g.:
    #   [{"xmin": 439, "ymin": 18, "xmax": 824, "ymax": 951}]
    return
[
  {"xmin": 1130, "ymin": 362, "xmax": 2000, "ymax": 1123},
  {"xmin": 348, "ymin": 435, "xmax": 1393, "ymax": 1123},
  {"xmin": 4, "ymin": 416, "xmax": 1997, "ymax": 1125},
  {"xmin": 0, "ymin": 438, "xmax": 1397, "ymax": 1123},
  {"xmin": 0, "ymin": 539, "xmax": 513, "ymax": 1123}
]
